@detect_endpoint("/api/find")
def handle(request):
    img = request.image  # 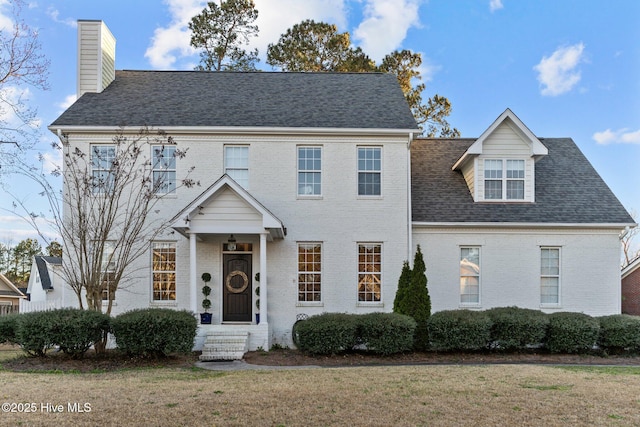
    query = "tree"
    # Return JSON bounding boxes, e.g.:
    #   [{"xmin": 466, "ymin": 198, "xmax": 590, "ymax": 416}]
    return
[
  {"xmin": 46, "ymin": 241, "xmax": 62, "ymax": 257},
  {"xmin": 380, "ymin": 50, "xmax": 459, "ymax": 137},
  {"xmin": 266, "ymin": 20, "xmax": 375, "ymax": 72},
  {"xmin": 0, "ymin": 0, "xmax": 49, "ymax": 150},
  {"xmin": 266, "ymin": 21, "xmax": 458, "ymax": 137},
  {"xmin": 622, "ymin": 210, "xmax": 639, "ymax": 267},
  {"xmin": 9, "ymin": 128, "xmax": 199, "ymax": 317},
  {"xmin": 189, "ymin": 0, "xmax": 260, "ymax": 71},
  {"xmin": 4, "ymin": 238, "xmax": 41, "ymax": 286},
  {"xmin": 393, "ymin": 245, "xmax": 431, "ymax": 350}
]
